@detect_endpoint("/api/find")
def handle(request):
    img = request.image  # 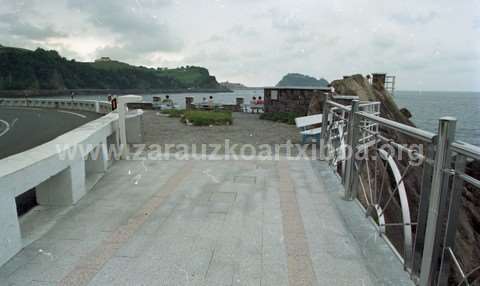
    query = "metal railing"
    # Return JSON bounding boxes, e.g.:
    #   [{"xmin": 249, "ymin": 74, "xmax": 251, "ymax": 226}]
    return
[{"xmin": 320, "ymin": 99, "xmax": 480, "ymax": 286}]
